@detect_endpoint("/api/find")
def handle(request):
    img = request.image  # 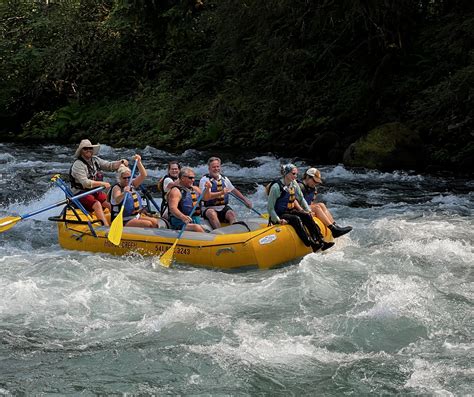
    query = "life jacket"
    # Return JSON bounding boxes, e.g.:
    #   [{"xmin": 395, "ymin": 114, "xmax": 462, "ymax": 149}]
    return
[
  {"xmin": 202, "ymin": 174, "xmax": 228, "ymax": 207},
  {"xmin": 170, "ymin": 186, "xmax": 201, "ymax": 217},
  {"xmin": 108, "ymin": 183, "xmax": 143, "ymax": 222},
  {"xmin": 298, "ymin": 181, "xmax": 316, "ymax": 204},
  {"xmin": 268, "ymin": 180, "xmax": 296, "ymax": 216},
  {"xmin": 158, "ymin": 174, "xmax": 178, "ymax": 217},
  {"xmin": 69, "ymin": 157, "xmax": 104, "ymax": 190}
]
